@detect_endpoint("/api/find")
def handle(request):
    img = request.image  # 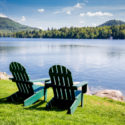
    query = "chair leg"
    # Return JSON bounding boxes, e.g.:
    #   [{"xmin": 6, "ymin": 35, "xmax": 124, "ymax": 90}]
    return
[
  {"xmin": 46, "ymin": 98, "xmax": 55, "ymax": 109},
  {"xmin": 81, "ymin": 93, "xmax": 84, "ymax": 107},
  {"xmin": 68, "ymin": 94, "xmax": 81, "ymax": 114},
  {"xmin": 44, "ymin": 88, "xmax": 47, "ymax": 101},
  {"xmin": 24, "ymin": 90, "xmax": 44, "ymax": 106}
]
